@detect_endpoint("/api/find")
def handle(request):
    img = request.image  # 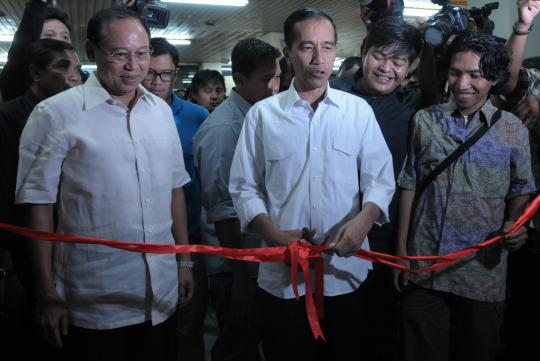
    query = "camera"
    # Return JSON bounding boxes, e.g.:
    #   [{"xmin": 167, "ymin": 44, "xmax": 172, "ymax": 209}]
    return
[
  {"xmin": 423, "ymin": 2, "xmax": 499, "ymax": 48},
  {"xmin": 132, "ymin": 0, "xmax": 170, "ymax": 29}
]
